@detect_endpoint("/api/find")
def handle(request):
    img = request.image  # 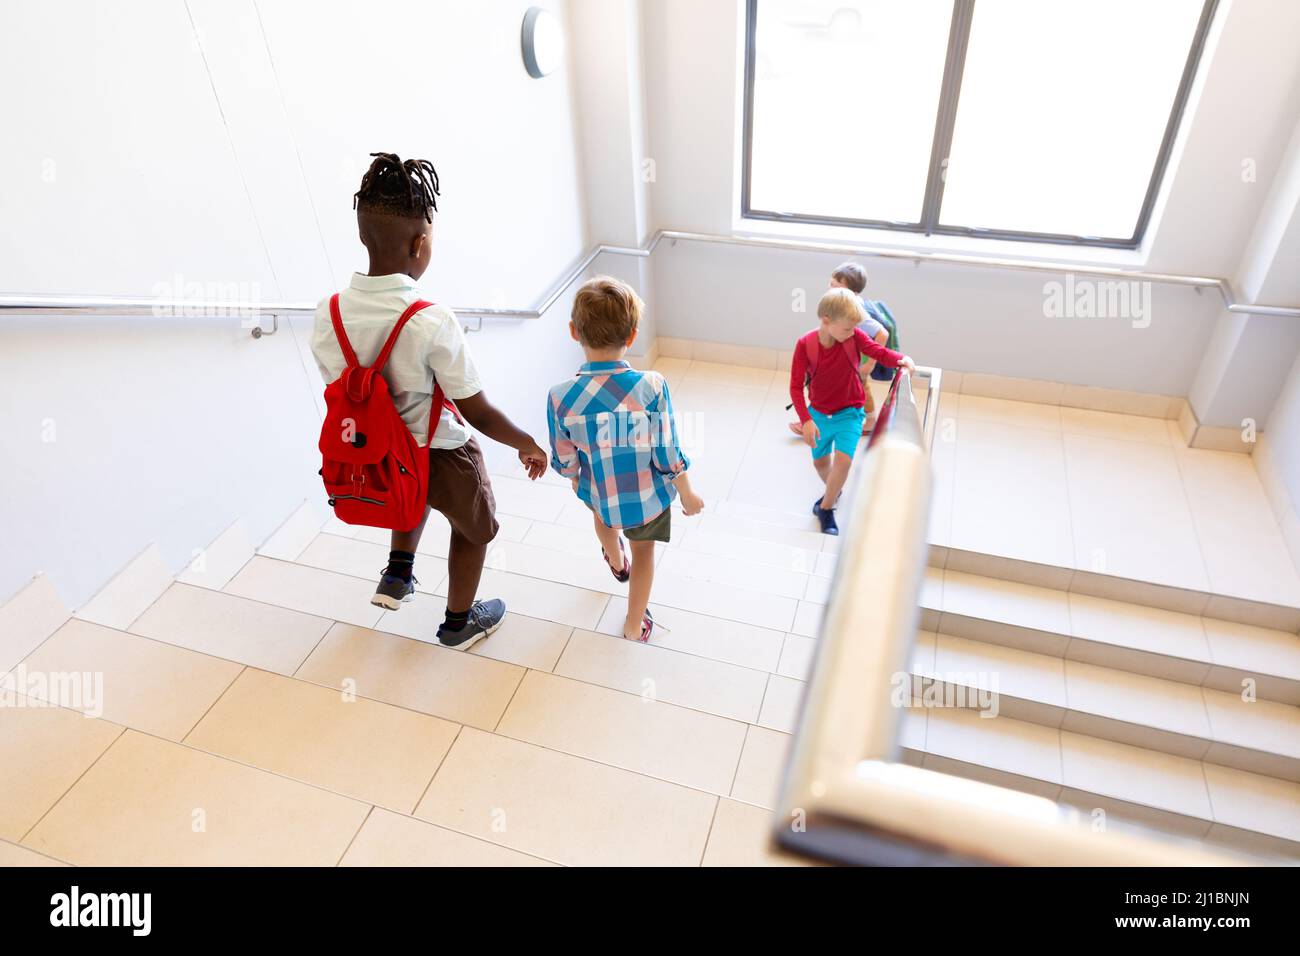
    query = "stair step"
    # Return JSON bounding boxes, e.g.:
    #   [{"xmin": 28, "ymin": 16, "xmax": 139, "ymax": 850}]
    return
[
  {"xmin": 920, "ymin": 568, "xmax": 1300, "ymax": 704},
  {"xmin": 909, "ymin": 632, "xmax": 1300, "ymax": 780},
  {"xmin": 0, "ymin": 575, "xmax": 71, "ymax": 673},
  {"xmin": 897, "ymin": 706, "xmax": 1300, "ymax": 860}
]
